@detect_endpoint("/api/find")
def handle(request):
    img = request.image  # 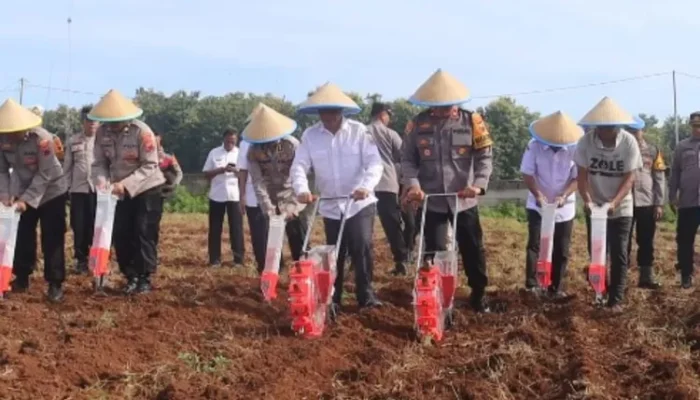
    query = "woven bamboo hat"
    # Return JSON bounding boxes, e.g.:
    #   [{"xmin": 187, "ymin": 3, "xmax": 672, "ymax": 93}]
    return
[
  {"xmin": 529, "ymin": 111, "xmax": 583, "ymax": 147},
  {"xmin": 242, "ymin": 103, "xmax": 297, "ymax": 144},
  {"xmin": 245, "ymin": 103, "xmax": 265, "ymax": 124},
  {"xmin": 0, "ymin": 99, "xmax": 43, "ymax": 133},
  {"xmin": 579, "ymin": 97, "xmax": 635, "ymax": 126},
  {"xmin": 88, "ymin": 89, "xmax": 143, "ymax": 122},
  {"xmin": 409, "ymin": 69, "xmax": 470, "ymax": 107},
  {"xmin": 297, "ymin": 83, "xmax": 361, "ymax": 115},
  {"xmin": 626, "ymin": 115, "xmax": 645, "ymax": 131}
]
